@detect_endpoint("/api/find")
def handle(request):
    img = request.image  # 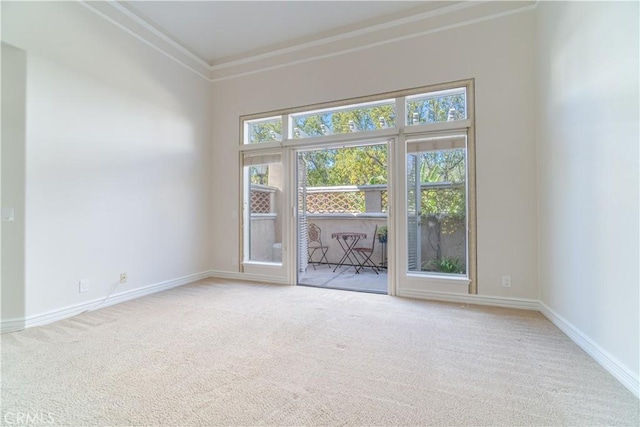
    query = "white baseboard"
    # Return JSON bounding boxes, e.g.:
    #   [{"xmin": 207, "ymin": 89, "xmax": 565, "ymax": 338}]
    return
[
  {"xmin": 208, "ymin": 269, "xmax": 290, "ymax": 285},
  {"xmin": 1, "ymin": 318, "xmax": 26, "ymax": 334},
  {"xmin": 1, "ymin": 271, "xmax": 211, "ymax": 333},
  {"xmin": 397, "ymin": 288, "xmax": 541, "ymax": 310},
  {"xmin": 539, "ymin": 301, "xmax": 640, "ymax": 398}
]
